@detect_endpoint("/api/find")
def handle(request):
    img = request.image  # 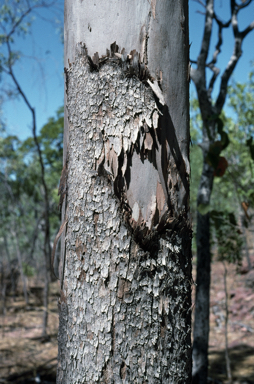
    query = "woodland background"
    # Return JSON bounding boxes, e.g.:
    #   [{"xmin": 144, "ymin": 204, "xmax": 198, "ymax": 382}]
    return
[{"xmin": 0, "ymin": 1, "xmax": 254, "ymax": 383}]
